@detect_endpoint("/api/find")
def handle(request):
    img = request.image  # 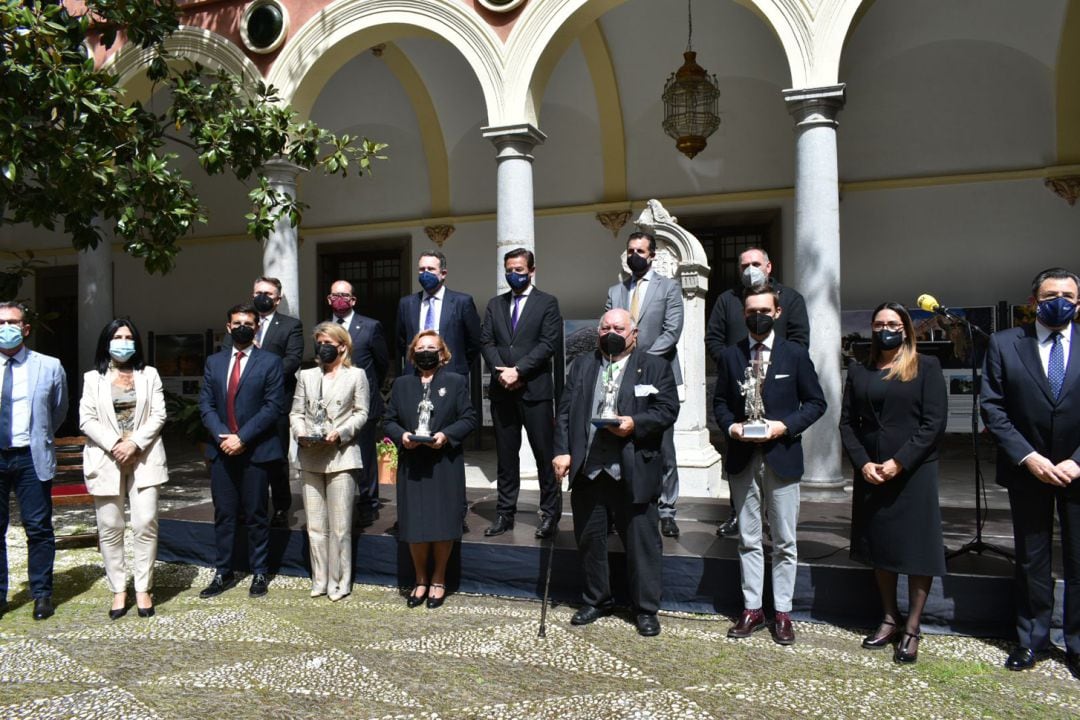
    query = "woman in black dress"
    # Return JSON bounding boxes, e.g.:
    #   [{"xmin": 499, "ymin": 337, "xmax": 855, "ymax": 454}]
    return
[
  {"xmin": 840, "ymin": 302, "xmax": 947, "ymax": 664},
  {"xmin": 384, "ymin": 330, "xmax": 477, "ymax": 609}
]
